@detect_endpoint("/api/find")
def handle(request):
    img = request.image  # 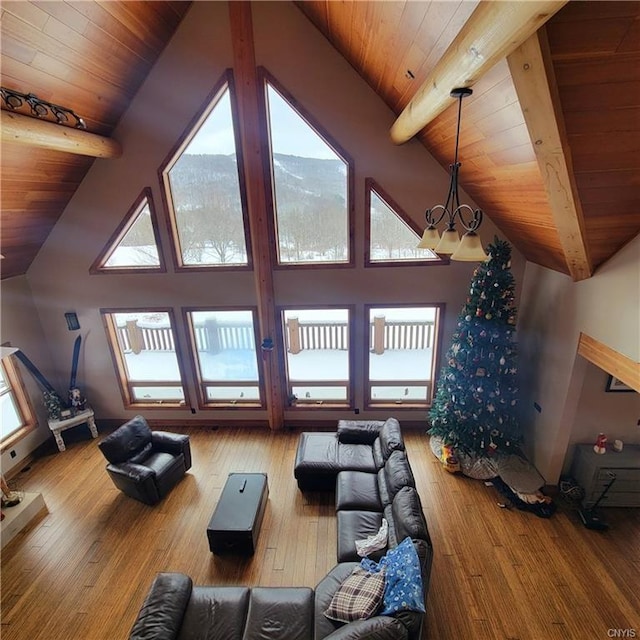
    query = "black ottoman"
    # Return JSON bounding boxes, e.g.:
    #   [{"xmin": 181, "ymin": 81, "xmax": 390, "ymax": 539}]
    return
[{"xmin": 207, "ymin": 473, "xmax": 268, "ymax": 555}]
